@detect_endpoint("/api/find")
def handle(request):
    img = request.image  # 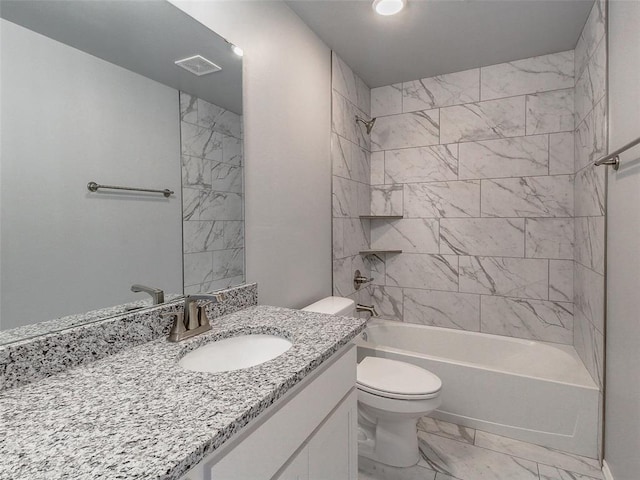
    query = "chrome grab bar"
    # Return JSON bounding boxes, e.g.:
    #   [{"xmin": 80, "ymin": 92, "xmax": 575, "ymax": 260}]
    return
[
  {"xmin": 594, "ymin": 135, "xmax": 640, "ymax": 171},
  {"xmin": 87, "ymin": 181, "xmax": 174, "ymax": 197}
]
